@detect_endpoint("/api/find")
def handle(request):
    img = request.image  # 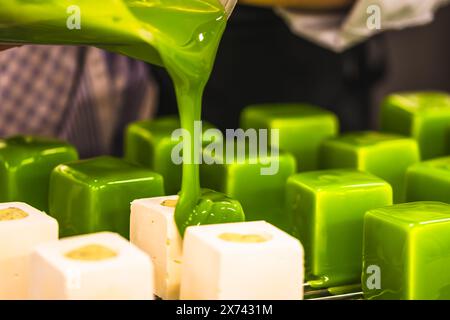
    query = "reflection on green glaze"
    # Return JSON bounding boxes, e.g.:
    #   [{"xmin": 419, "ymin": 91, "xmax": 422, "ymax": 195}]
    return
[
  {"xmin": 49, "ymin": 156, "xmax": 164, "ymax": 238},
  {"xmin": 286, "ymin": 169, "xmax": 392, "ymax": 288},
  {"xmin": 0, "ymin": 136, "xmax": 78, "ymax": 211},
  {"xmin": 381, "ymin": 92, "xmax": 450, "ymax": 160},
  {"xmin": 363, "ymin": 201, "xmax": 450, "ymax": 300},
  {"xmin": 320, "ymin": 131, "xmax": 420, "ymax": 203}
]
